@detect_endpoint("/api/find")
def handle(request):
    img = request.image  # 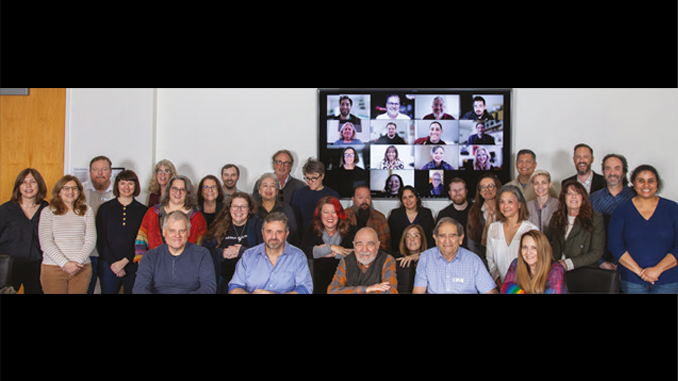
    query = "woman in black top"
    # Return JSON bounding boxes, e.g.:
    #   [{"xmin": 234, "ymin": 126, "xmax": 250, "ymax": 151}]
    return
[
  {"xmin": 387, "ymin": 186, "xmax": 435, "ymax": 251},
  {"xmin": 96, "ymin": 170, "xmax": 147, "ymax": 294},
  {"xmin": 0, "ymin": 169, "xmax": 49, "ymax": 293}
]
